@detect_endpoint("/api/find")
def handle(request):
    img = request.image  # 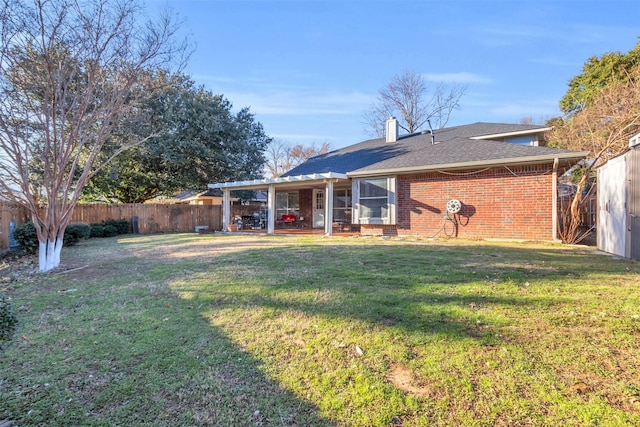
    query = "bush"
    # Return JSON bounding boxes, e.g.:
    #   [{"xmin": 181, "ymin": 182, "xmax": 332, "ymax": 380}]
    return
[
  {"xmin": 13, "ymin": 221, "xmax": 92, "ymax": 253},
  {"xmin": 13, "ymin": 221, "xmax": 38, "ymax": 254},
  {"xmin": 90, "ymin": 224, "xmax": 105, "ymax": 238},
  {"xmin": 90, "ymin": 219, "xmax": 129, "ymax": 238},
  {"xmin": 104, "ymin": 219, "xmax": 130, "ymax": 235},
  {"xmin": 103, "ymin": 224, "xmax": 119, "ymax": 237},
  {"xmin": 0, "ymin": 293, "xmax": 17, "ymax": 350},
  {"xmin": 64, "ymin": 222, "xmax": 91, "ymax": 246},
  {"xmin": 14, "ymin": 219, "xmax": 130, "ymax": 244}
]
